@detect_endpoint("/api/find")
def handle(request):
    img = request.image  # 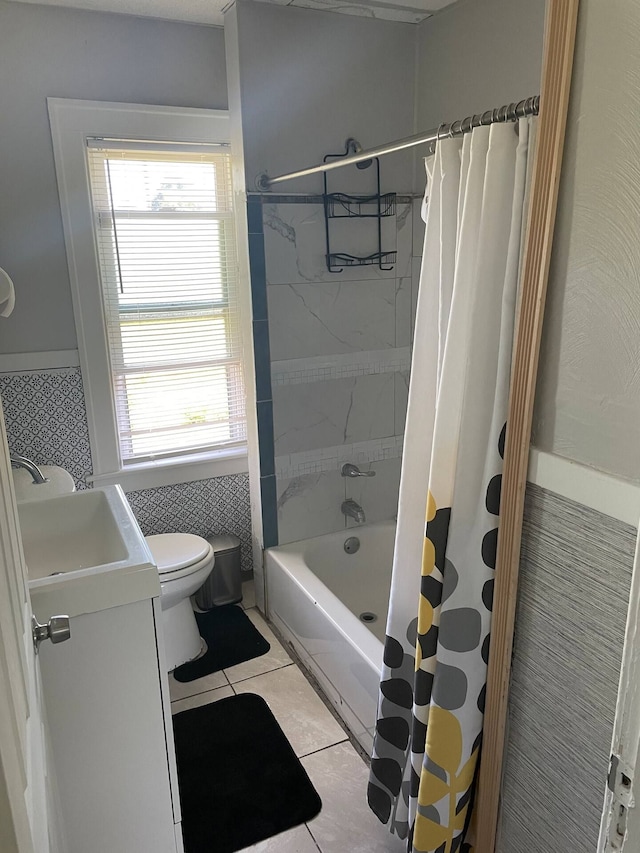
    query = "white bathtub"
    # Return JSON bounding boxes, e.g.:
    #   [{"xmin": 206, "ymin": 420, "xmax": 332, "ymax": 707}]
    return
[{"xmin": 265, "ymin": 521, "xmax": 395, "ymax": 754}]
